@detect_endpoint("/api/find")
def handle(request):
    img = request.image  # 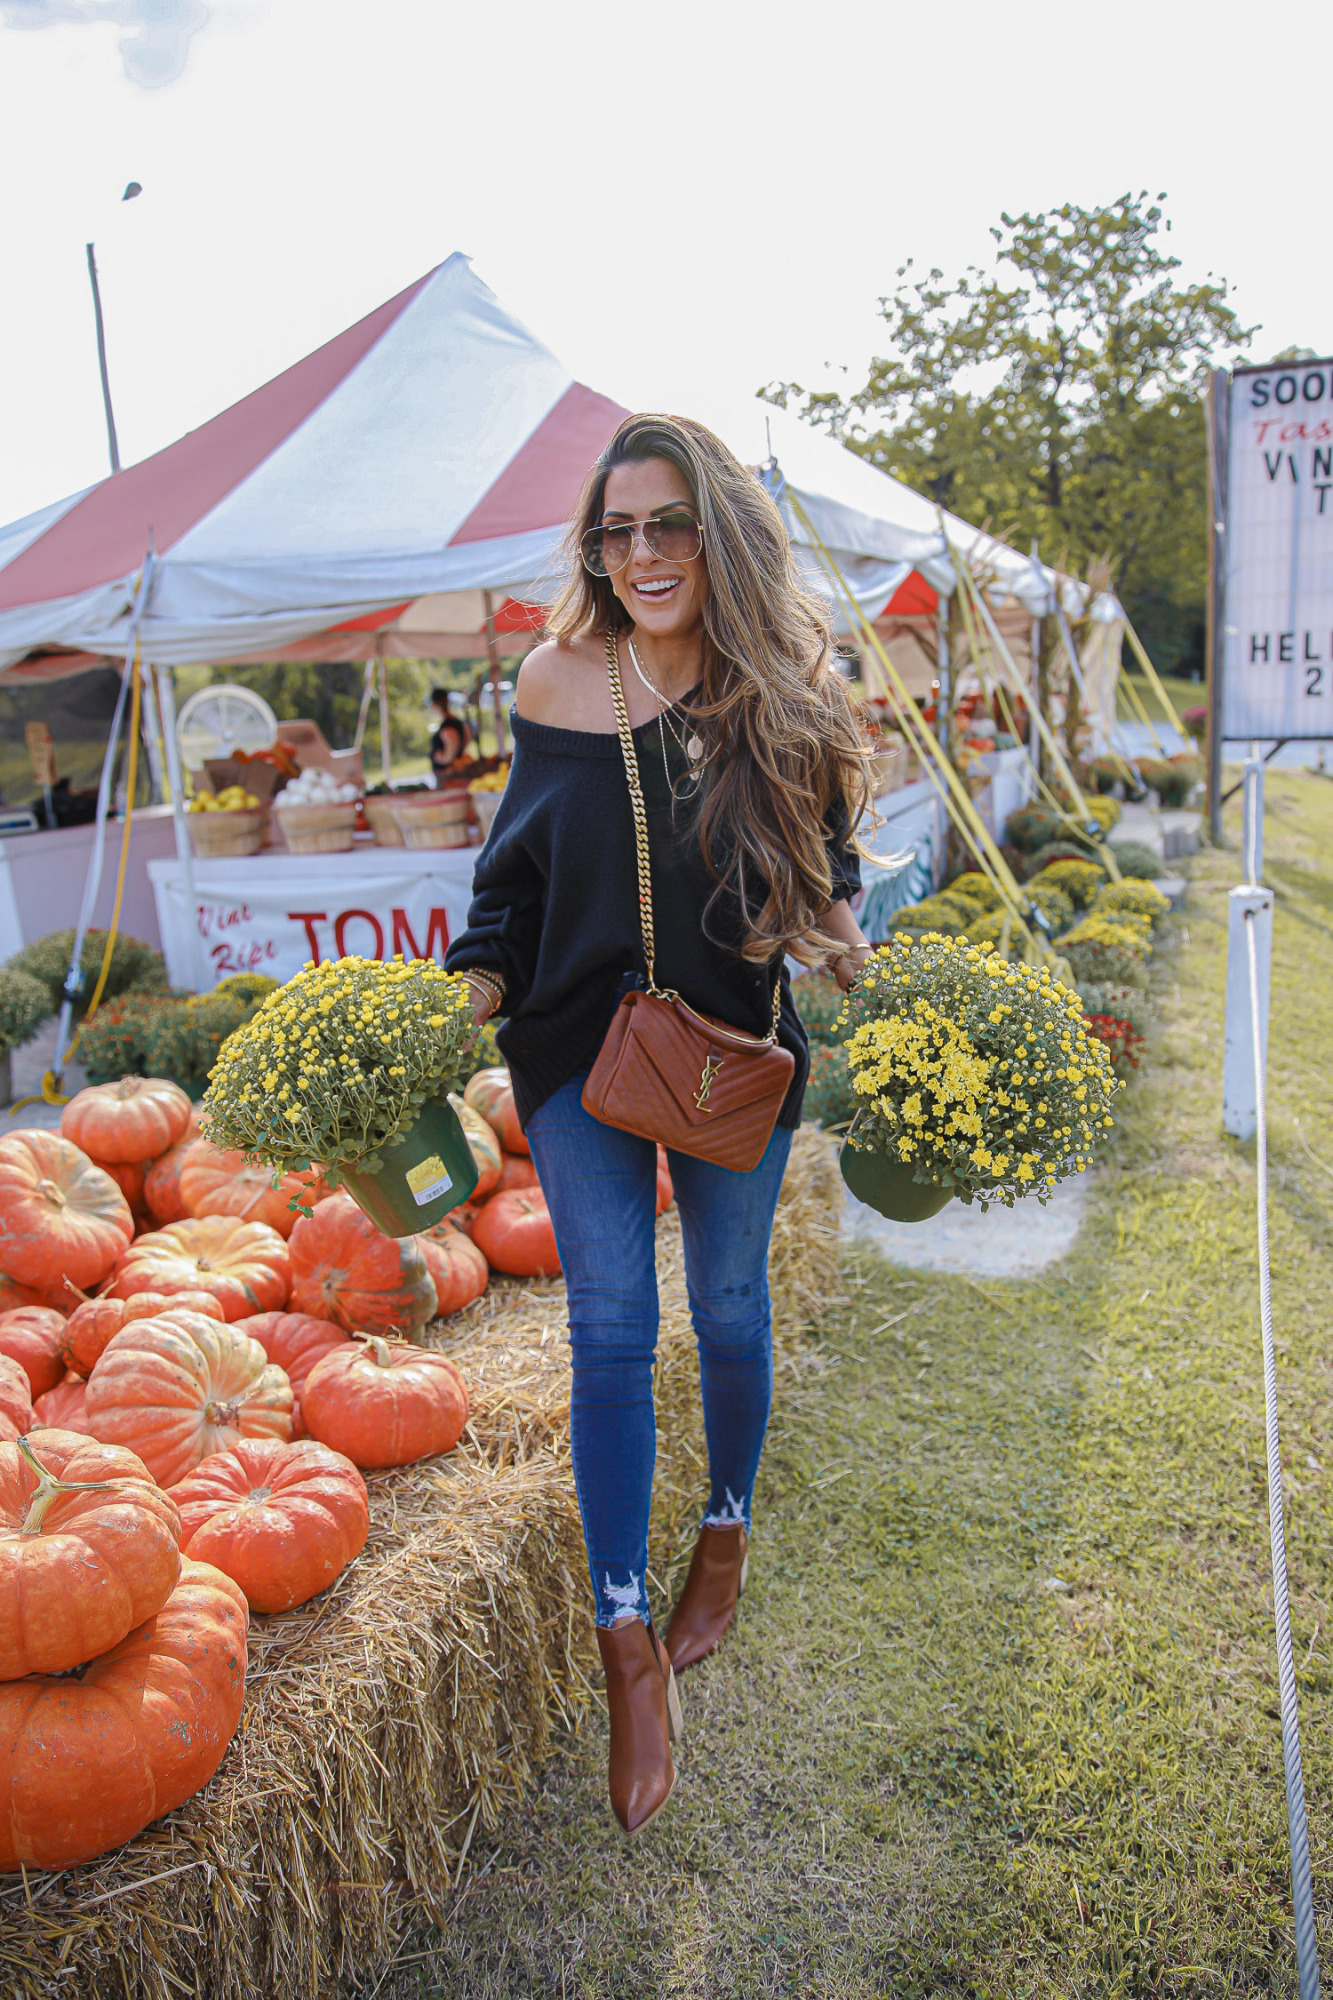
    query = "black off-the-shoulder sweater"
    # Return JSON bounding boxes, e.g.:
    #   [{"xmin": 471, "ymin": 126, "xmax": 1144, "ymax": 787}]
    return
[{"xmin": 445, "ymin": 707, "xmax": 861, "ymax": 1132}]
